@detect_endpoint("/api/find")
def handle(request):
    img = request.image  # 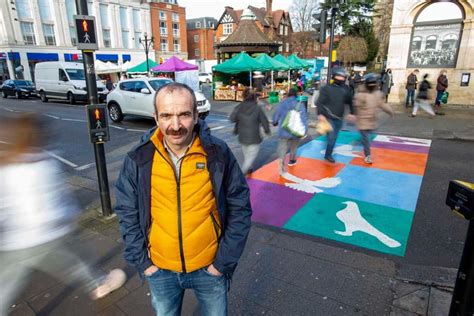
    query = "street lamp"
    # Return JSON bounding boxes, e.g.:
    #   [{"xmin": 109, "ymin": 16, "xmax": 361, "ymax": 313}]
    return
[{"xmin": 139, "ymin": 32, "xmax": 154, "ymax": 75}]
